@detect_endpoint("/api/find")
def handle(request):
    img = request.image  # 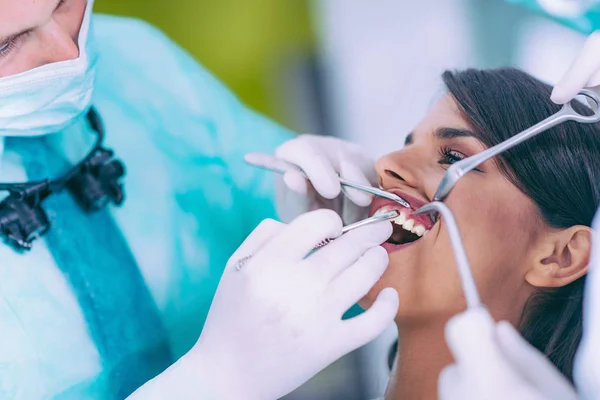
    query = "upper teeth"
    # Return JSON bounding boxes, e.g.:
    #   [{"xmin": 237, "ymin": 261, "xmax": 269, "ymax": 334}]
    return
[{"xmin": 374, "ymin": 207, "xmax": 428, "ymax": 237}]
